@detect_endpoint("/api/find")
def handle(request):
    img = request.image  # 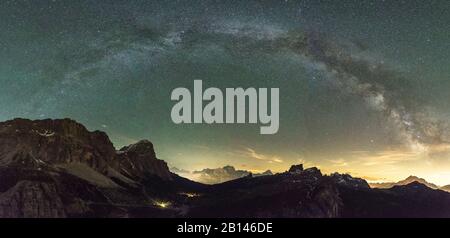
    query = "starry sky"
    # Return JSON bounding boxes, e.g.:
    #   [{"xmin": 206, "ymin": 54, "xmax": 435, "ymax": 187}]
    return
[{"xmin": 1, "ymin": 0, "xmax": 450, "ymax": 184}]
